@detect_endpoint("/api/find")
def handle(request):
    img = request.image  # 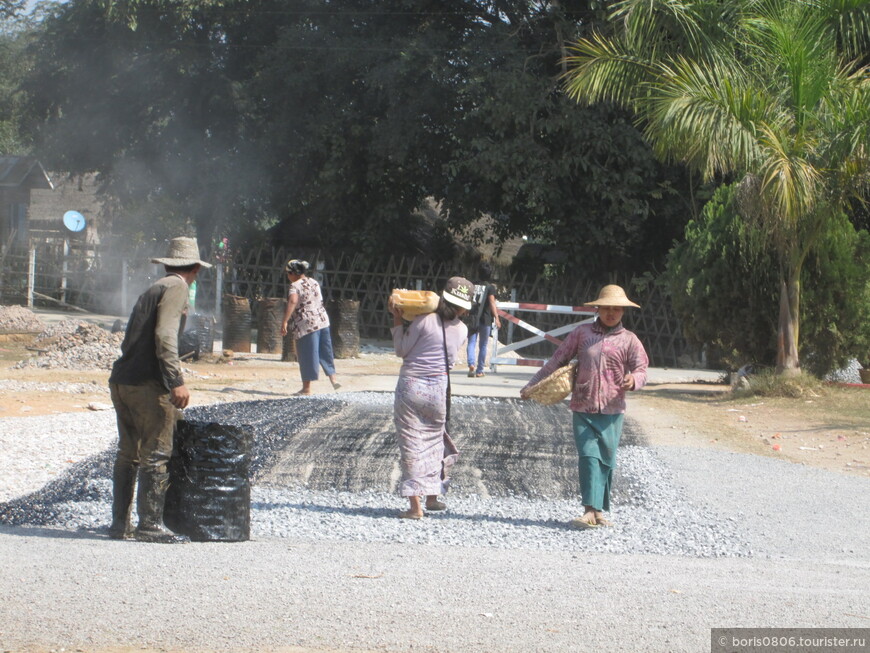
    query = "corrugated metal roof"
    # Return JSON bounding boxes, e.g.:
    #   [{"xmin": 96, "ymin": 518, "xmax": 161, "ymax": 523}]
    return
[{"xmin": 0, "ymin": 156, "xmax": 54, "ymax": 190}]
